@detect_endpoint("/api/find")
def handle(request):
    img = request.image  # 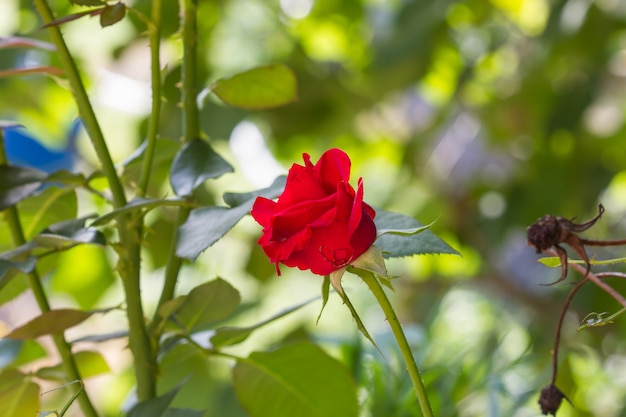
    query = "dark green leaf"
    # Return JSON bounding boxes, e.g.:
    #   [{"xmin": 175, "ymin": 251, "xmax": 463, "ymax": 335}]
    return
[
  {"xmin": 100, "ymin": 2, "xmax": 126, "ymax": 27},
  {"xmin": 162, "ymin": 409, "xmax": 204, "ymax": 417},
  {"xmin": 0, "ymin": 369, "xmax": 39, "ymax": 417},
  {"xmin": 90, "ymin": 197, "xmax": 189, "ymax": 226},
  {"xmin": 233, "ymin": 342, "xmax": 358, "ymax": 417},
  {"xmin": 177, "ymin": 177, "xmax": 286, "ymax": 260},
  {"xmin": 127, "ymin": 384, "xmax": 182, "ymax": 417},
  {"xmin": 211, "ymin": 297, "xmax": 317, "ymax": 348},
  {"xmin": 0, "ymin": 165, "xmax": 46, "ymax": 211},
  {"xmin": 374, "ymin": 209, "xmax": 459, "ymax": 258},
  {"xmin": 33, "ymin": 216, "xmax": 105, "ymax": 248},
  {"xmin": 170, "ymin": 138, "xmax": 234, "ymax": 197},
  {"xmin": 0, "ymin": 257, "xmax": 36, "ymax": 296},
  {"xmin": 316, "ymin": 275, "xmax": 331, "ymax": 325},
  {"xmin": 70, "ymin": 0, "xmax": 105, "ymax": 5},
  {"xmin": 212, "ymin": 64, "xmax": 298, "ymax": 110},
  {"xmin": 173, "ymin": 278, "xmax": 241, "ymax": 333},
  {"xmin": 222, "ymin": 175, "xmax": 286, "ymax": 207},
  {"xmin": 3, "ymin": 309, "xmax": 94, "ymax": 340},
  {"xmin": 176, "ymin": 203, "xmax": 251, "ymax": 261}
]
